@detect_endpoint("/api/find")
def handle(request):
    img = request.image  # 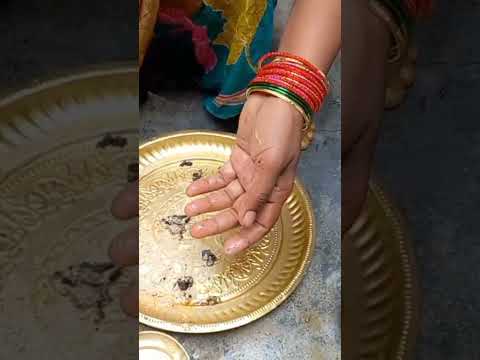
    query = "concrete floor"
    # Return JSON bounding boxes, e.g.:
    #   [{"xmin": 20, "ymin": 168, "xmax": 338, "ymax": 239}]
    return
[
  {"xmin": 374, "ymin": 1, "xmax": 480, "ymax": 358},
  {"xmin": 1, "ymin": 1, "xmax": 340, "ymax": 359}
]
